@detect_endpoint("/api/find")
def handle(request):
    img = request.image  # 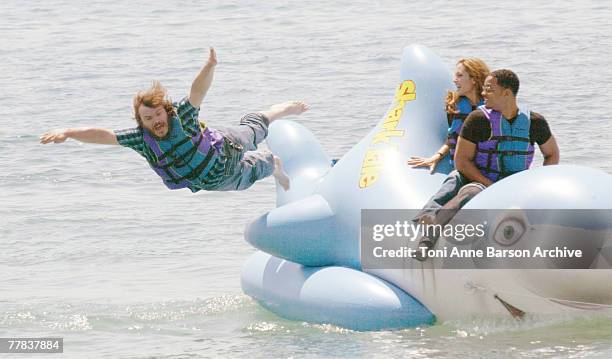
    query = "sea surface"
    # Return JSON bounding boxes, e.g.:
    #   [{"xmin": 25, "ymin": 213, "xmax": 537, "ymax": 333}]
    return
[{"xmin": 2, "ymin": 0, "xmax": 612, "ymax": 357}]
